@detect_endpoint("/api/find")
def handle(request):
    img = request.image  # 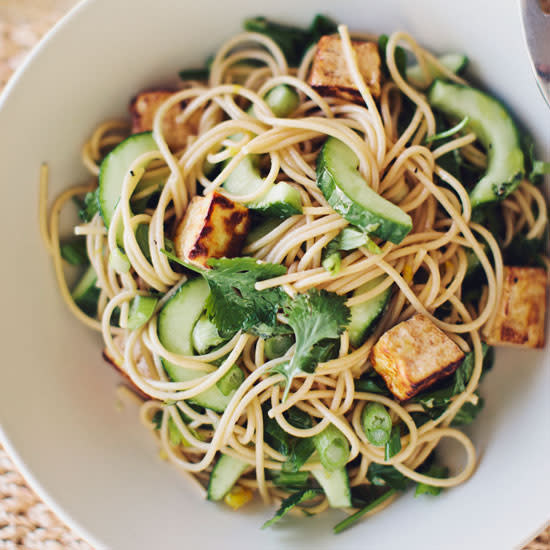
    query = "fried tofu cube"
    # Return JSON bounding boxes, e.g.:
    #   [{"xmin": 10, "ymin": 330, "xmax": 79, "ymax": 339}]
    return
[
  {"xmin": 129, "ymin": 90, "xmax": 190, "ymax": 150},
  {"xmin": 173, "ymin": 191, "xmax": 250, "ymax": 268},
  {"xmin": 370, "ymin": 314, "xmax": 465, "ymax": 401},
  {"xmin": 308, "ymin": 35, "xmax": 382, "ymax": 101},
  {"xmin": 486, "ymin": 266, "xmax": 547, "ymax": 349}
]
